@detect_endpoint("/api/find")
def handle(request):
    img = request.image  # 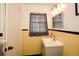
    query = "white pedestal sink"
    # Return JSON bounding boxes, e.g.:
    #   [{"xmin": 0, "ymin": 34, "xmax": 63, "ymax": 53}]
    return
[{"xmin": 42, "ymin": 38, "xmax": 63, "ymax": 56}]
